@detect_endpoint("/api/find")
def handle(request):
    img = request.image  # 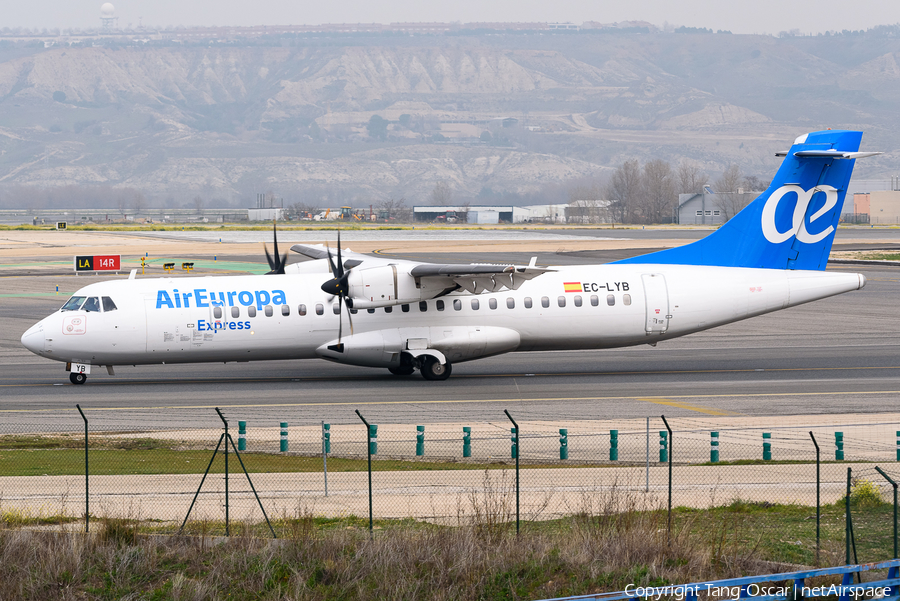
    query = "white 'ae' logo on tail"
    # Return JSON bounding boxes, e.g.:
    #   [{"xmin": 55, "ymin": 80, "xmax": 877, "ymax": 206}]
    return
[{"xmin": 761, "ymin": 184, "xmax": 839, "ymax": 244}]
